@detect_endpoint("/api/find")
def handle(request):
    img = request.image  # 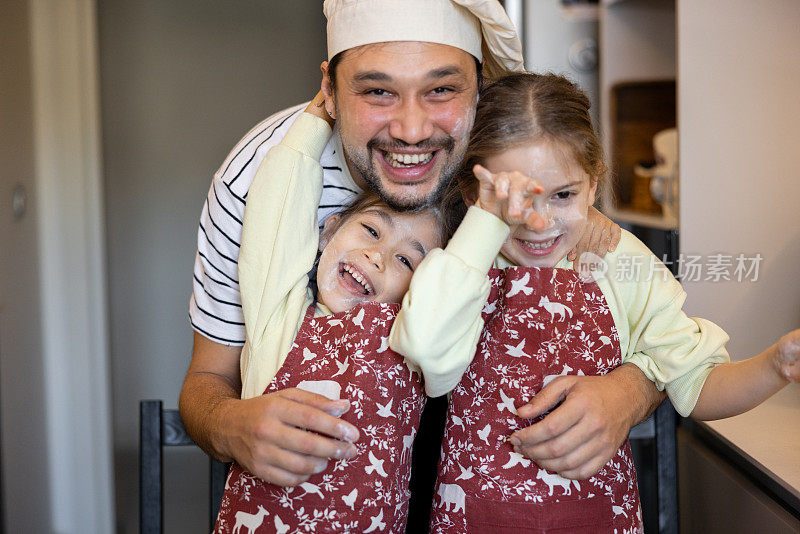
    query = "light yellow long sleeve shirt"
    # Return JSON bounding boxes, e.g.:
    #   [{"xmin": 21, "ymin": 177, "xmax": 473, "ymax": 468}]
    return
[
  {"xmin": 393, "ymin": 206, "xmax": 730, "ymax": 416},
  {"xmin": 238, "ymin": 113, "xmax": 328, "ymax": 400},
  {"xmin": 569, "ymin": 231, "xmax": 731, "ymax": 417},
  {"xmin": 389, "ymin": 207, "xmax": 510, "ymax": 395}
]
